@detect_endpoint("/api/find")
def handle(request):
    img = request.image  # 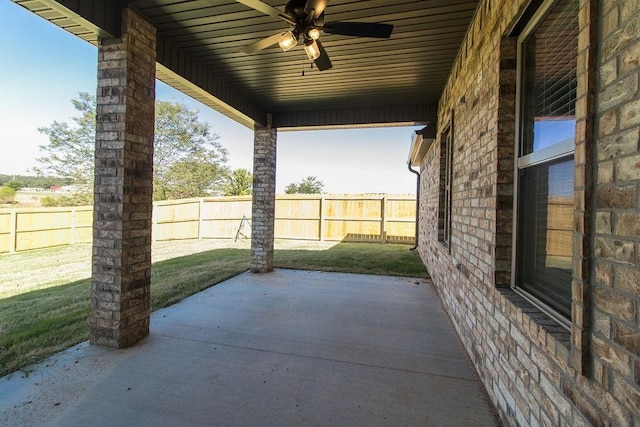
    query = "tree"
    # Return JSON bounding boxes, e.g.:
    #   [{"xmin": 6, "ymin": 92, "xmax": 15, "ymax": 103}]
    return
[
  {"xmin": 284, "ymin": 176, "xmax": 324, "ymax": 194},
  {"xmin": 223, "ymin": 168, "xmax": 253, "ymax": 196},
  {"xmin": 5, "ymin": 180, "xmax": 24, "ymax": 191},
  {"xmin": 0, "ymin": 175, "xmax": 69, "ymax": 189},
  {"xmin": 153, "ymin": 100, "xmax": 229, "ymax": 200},
  {"xmin": 0, "ymin": 186, "xmax": 16, "ymax": 204},
  {"xmin": 34, "ymin": 92, "xmax": 96, "ymax": 199},
  {"xmin": 154, "ymin": 160, "xmax": 228, "ymax": 200},
  {"xmin": 35, "ymin": 93, "xmax": 230, "ymax": 203}
]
